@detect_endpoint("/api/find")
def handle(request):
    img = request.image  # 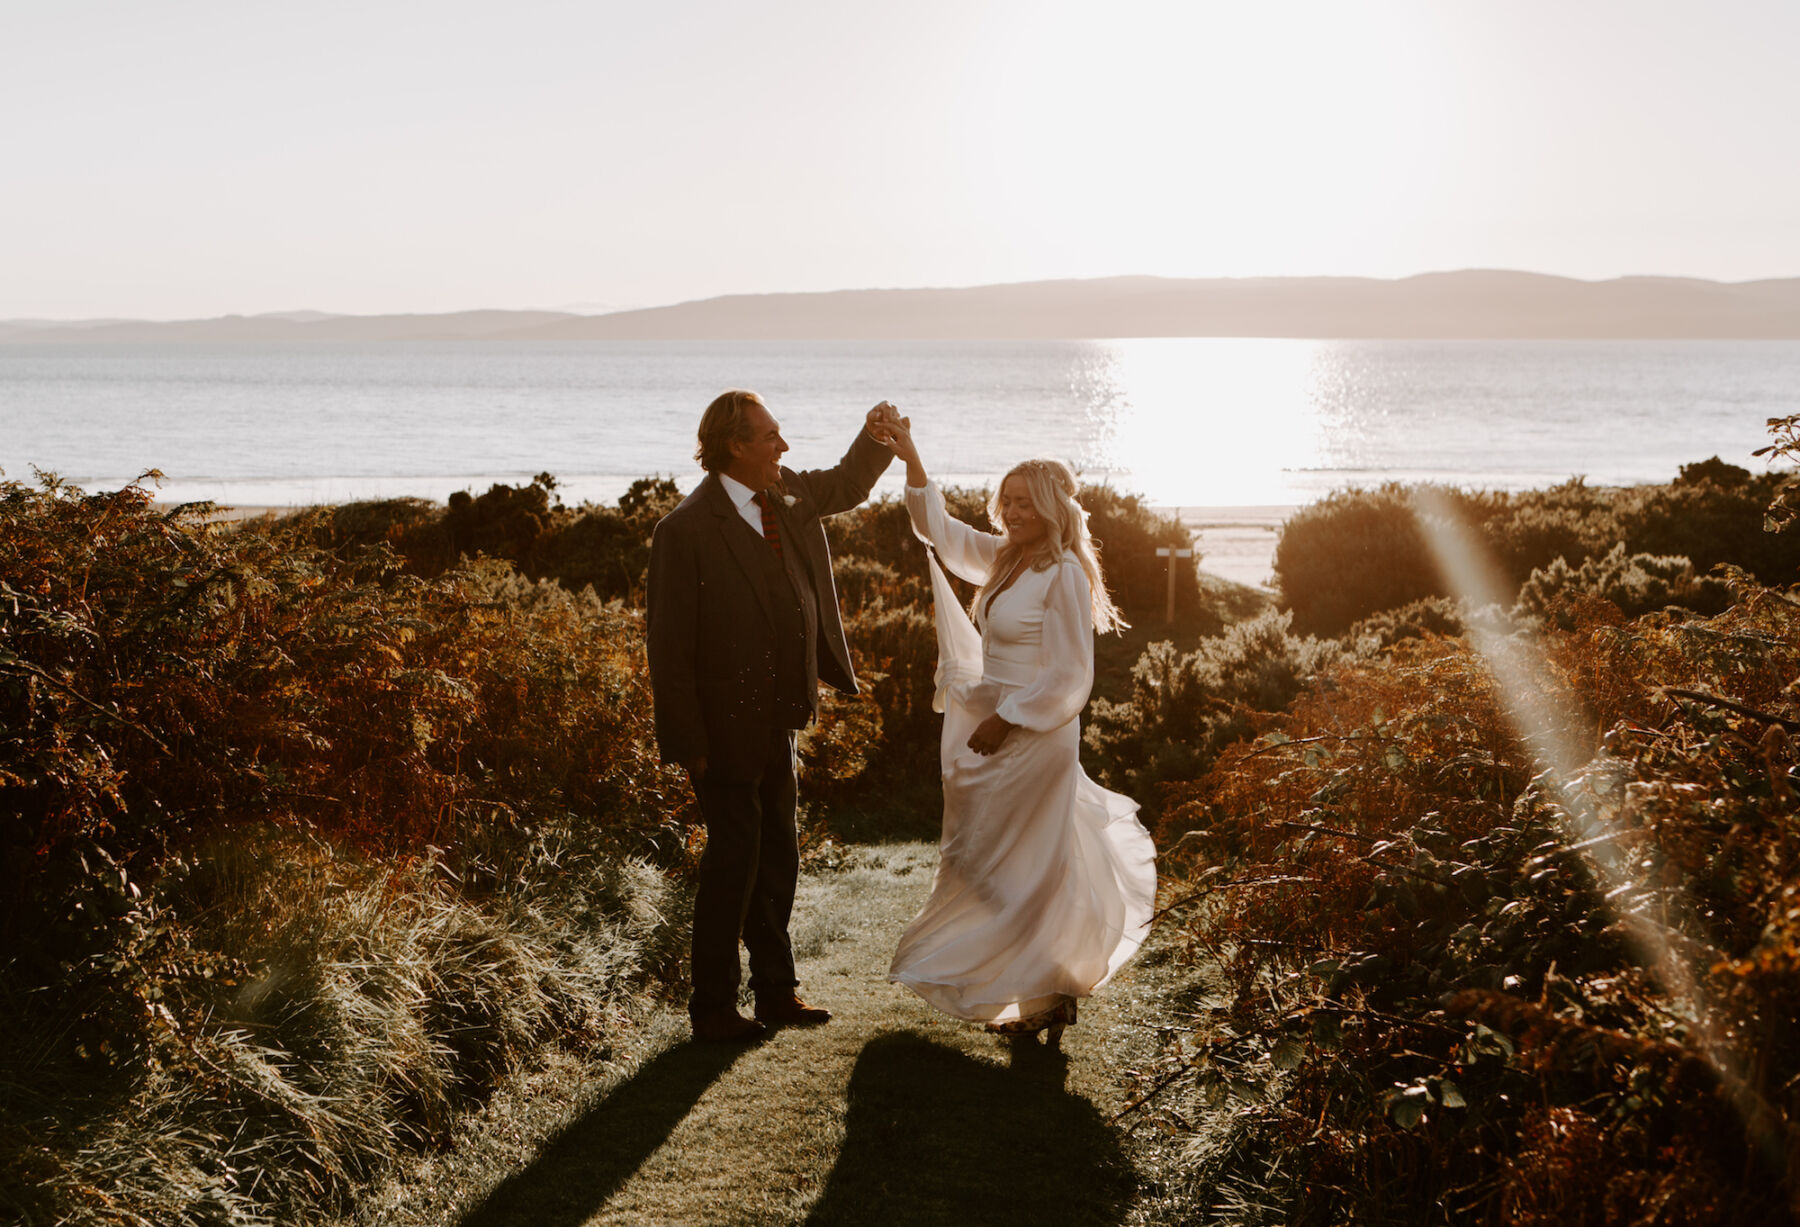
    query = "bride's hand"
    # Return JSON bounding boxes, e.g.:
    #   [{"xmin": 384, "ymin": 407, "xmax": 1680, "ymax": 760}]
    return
[
  {"xmin": 881, "ymin": 417, "xmax": 917, "ymax": 460},
  {"xmin": 883, "ymin": 418, "xmax": 928, "ymax": 485},
  {"xmin": 866, "ymin": 401, "xmax": 901, "ymax": 437},
  {"xmin": 966, "ymin": 713, "xmax": 1015, "ymax": 755}
]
